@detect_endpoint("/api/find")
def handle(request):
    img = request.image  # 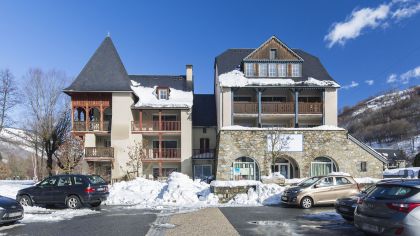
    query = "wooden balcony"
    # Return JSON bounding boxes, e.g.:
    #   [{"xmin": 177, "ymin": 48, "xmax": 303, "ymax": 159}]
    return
[
  {"xmin": 131, "ymin": 121, "xmax": 181, "ymax": 132},
  {"xmin": 262, "ymin": 102, "xmax": 294, "ymax": 114},
  {"xmin": 84, "ymin": 147, "xmax": 114, "ymax": 161},
  {"xmin": 299, "ymin": 102, "xmax": 323, "ymax": 114},
  {"xmin": 144, "ymin": 148, "xmax": 181, "ymax": 160},
  {"xmin": 234, "ymin": 102, "xmax": 323, "ymax": 114},
  {"xmin": 73, "ymin": 121, "xmax": 111, "ymax": 132},
  {"xmin": 192, "ymin": 149, "xmax": 215, "ymax": 159}
]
